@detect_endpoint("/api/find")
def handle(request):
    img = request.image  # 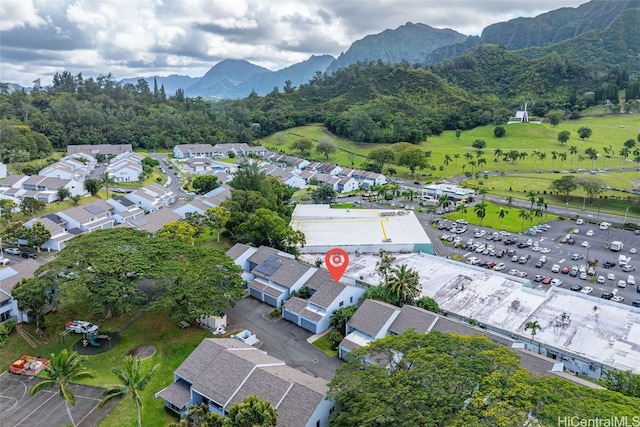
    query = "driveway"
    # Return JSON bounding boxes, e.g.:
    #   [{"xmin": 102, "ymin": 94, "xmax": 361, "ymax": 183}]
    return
[{"xmin": 224, "ymin": 297, "xmax": 344, "ymax": 381}]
